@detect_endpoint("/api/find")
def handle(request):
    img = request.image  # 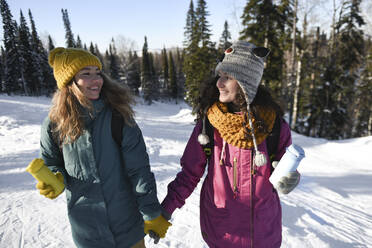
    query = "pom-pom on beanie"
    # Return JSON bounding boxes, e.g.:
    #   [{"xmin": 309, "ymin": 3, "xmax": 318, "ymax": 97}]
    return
[{"xmin": 48, "ymin": 47, "xmax": 102, "ymax": 89}]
